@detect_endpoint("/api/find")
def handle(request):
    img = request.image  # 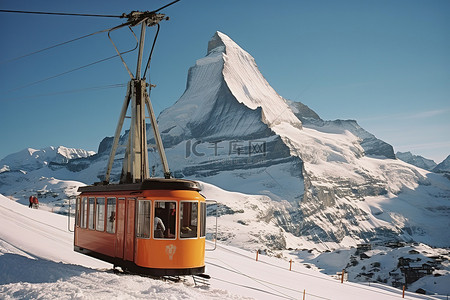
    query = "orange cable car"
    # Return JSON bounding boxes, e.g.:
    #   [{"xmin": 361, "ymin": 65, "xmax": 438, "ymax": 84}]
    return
[
  {"xmin": 73, "ymin": 6, "xmax": 210, "ymax": 277},
  {"xmin": 75, "ymin": 179, "xmax": 207, "ymax": 276}
]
